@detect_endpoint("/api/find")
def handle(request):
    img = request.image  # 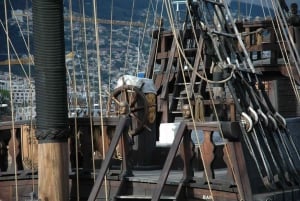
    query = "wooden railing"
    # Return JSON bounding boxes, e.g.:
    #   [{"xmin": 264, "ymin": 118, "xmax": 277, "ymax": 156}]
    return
[
  {"xmin": 0, "ymin": 117, "xmax": 121, "ymax": 177},
  {"xmin": 239, "ymin": 20, "xmax": 300, "ymax": 83}
]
